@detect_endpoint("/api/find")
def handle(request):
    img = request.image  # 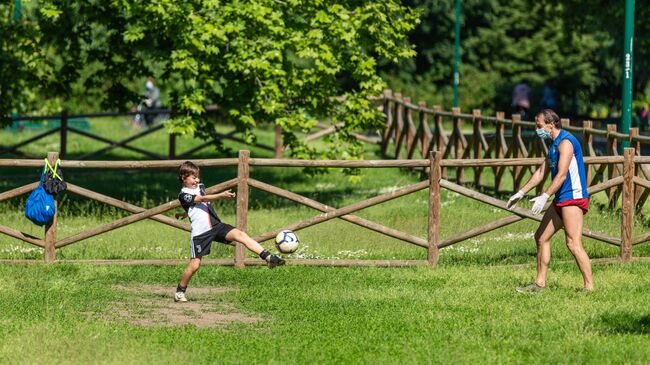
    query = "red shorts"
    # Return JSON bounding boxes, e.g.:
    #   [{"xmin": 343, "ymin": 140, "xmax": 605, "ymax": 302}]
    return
[{"xmin": 554, "ymin": 198, "xmax": 589, "ymax": 215}]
